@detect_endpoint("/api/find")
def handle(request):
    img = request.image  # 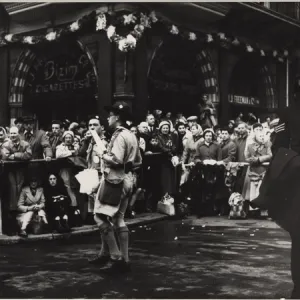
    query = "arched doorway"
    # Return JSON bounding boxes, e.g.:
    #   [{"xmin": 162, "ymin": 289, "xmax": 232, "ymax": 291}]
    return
[
  {"xmin": 228, "ymin": 57, "xmax": 275, "ymax": 120},
  {"xmin": 9, "ymin": 39, "xmax": 98, "ymax": 128},
  {"xmin": 148, "ymin": 36, "xmax": 219, "ymax": 118}
]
